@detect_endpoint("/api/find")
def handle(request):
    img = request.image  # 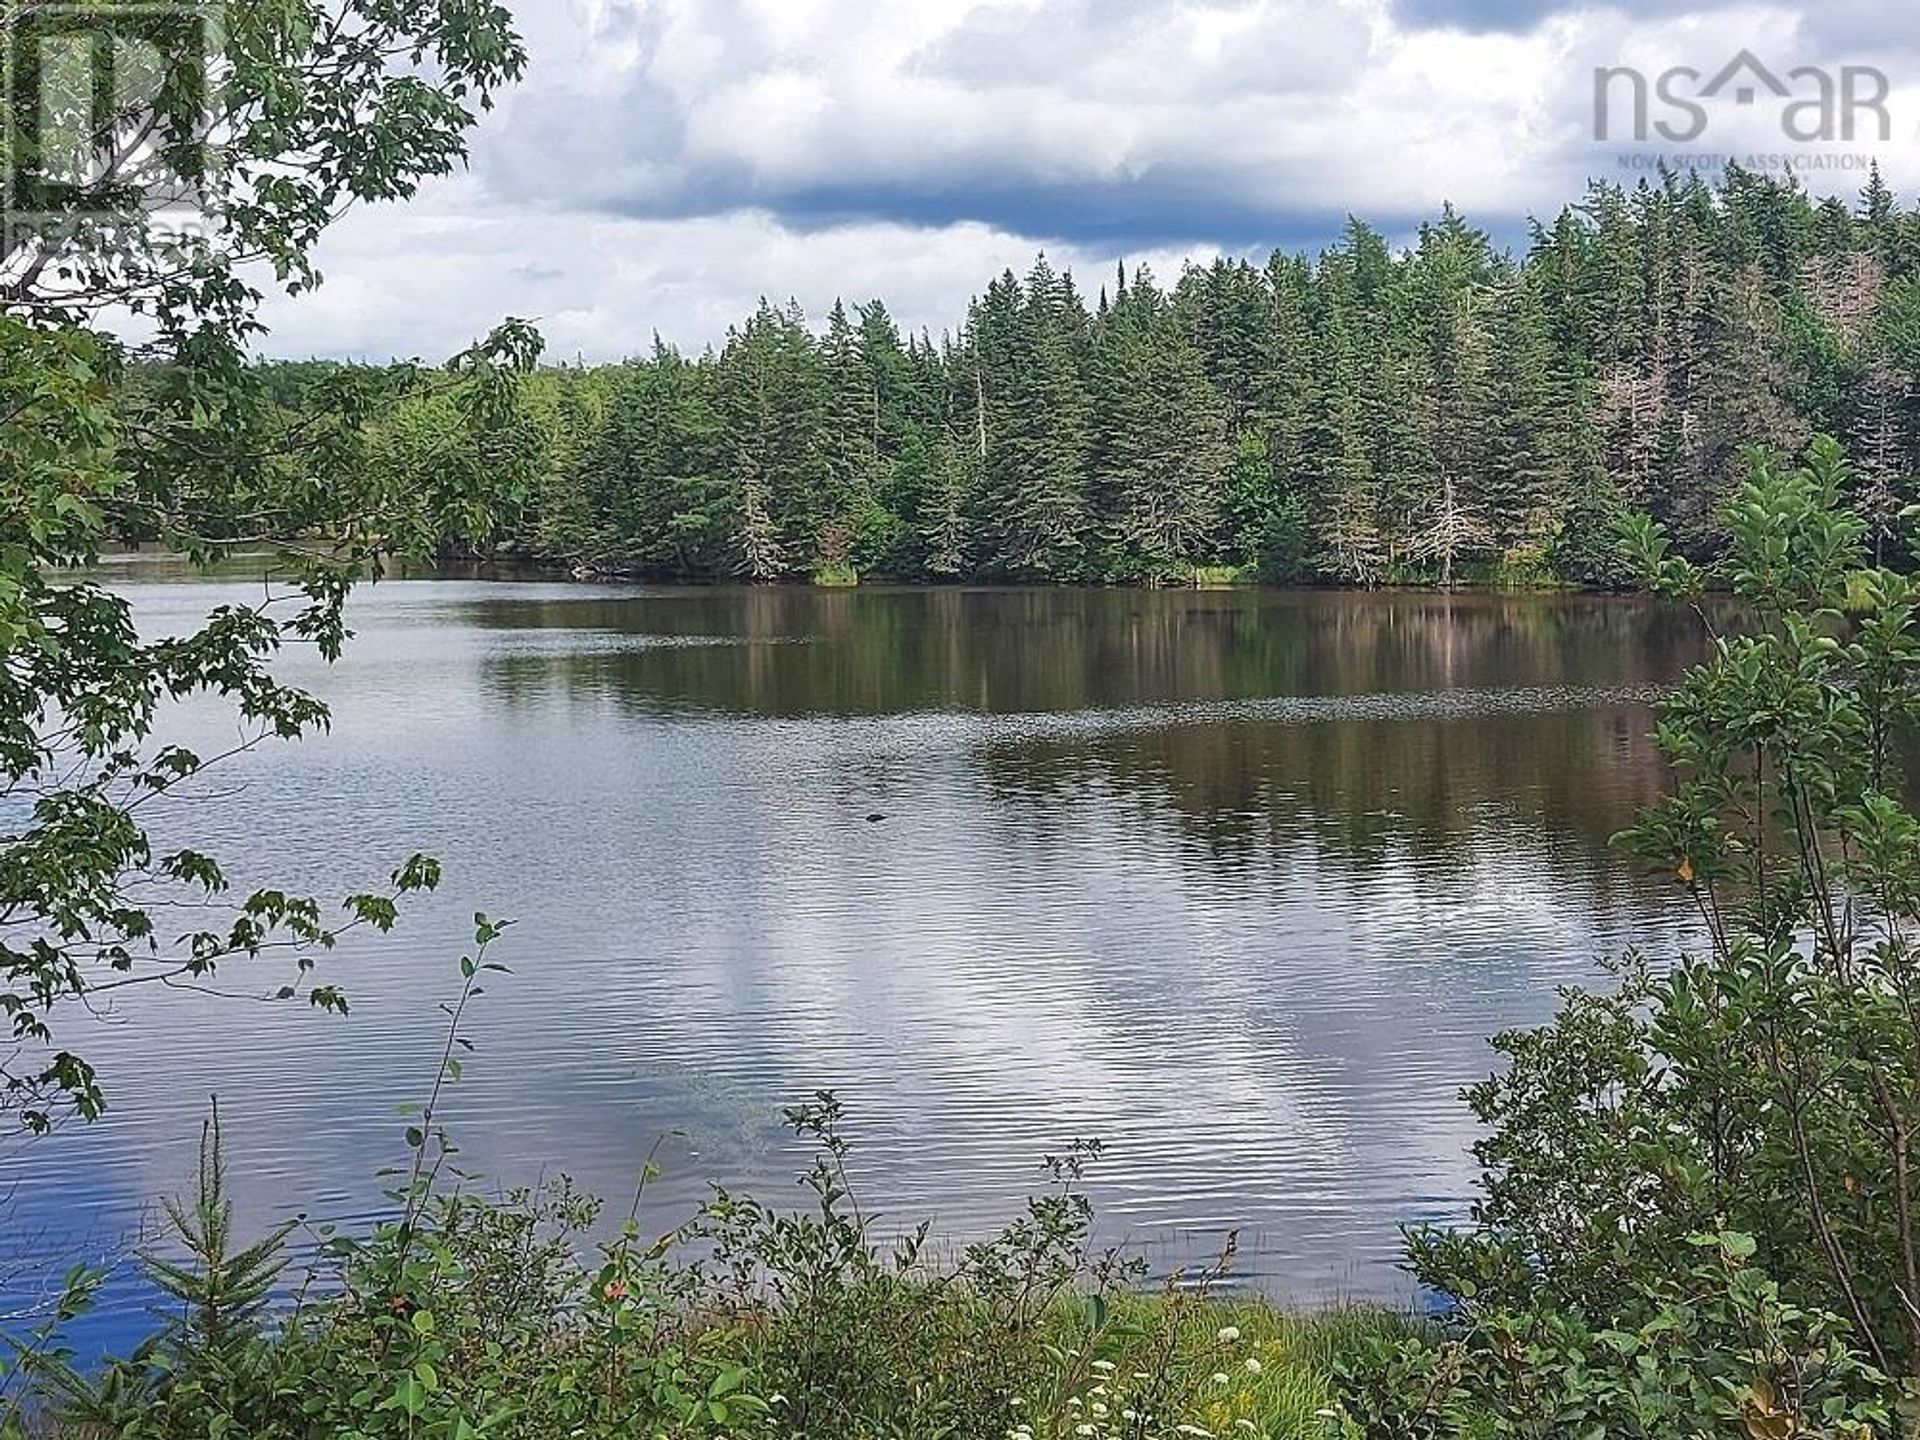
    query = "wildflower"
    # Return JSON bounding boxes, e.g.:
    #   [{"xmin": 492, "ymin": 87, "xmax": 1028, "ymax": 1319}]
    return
[
  {"xmin": 1244, "ymin": 1356, "xmax": 1262, "ymax": 1375},
  {"xmin": 602, "ymin": 1278, "xmax": 628, "ymax": 1301},
  {"xmin": 1211, "ymin": 1372, "xmax": 1231, "ymax": 1386},
  {"xmin": 1216, "ymin": 1325, "xmax": 1241, "ymax": 1343}
]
